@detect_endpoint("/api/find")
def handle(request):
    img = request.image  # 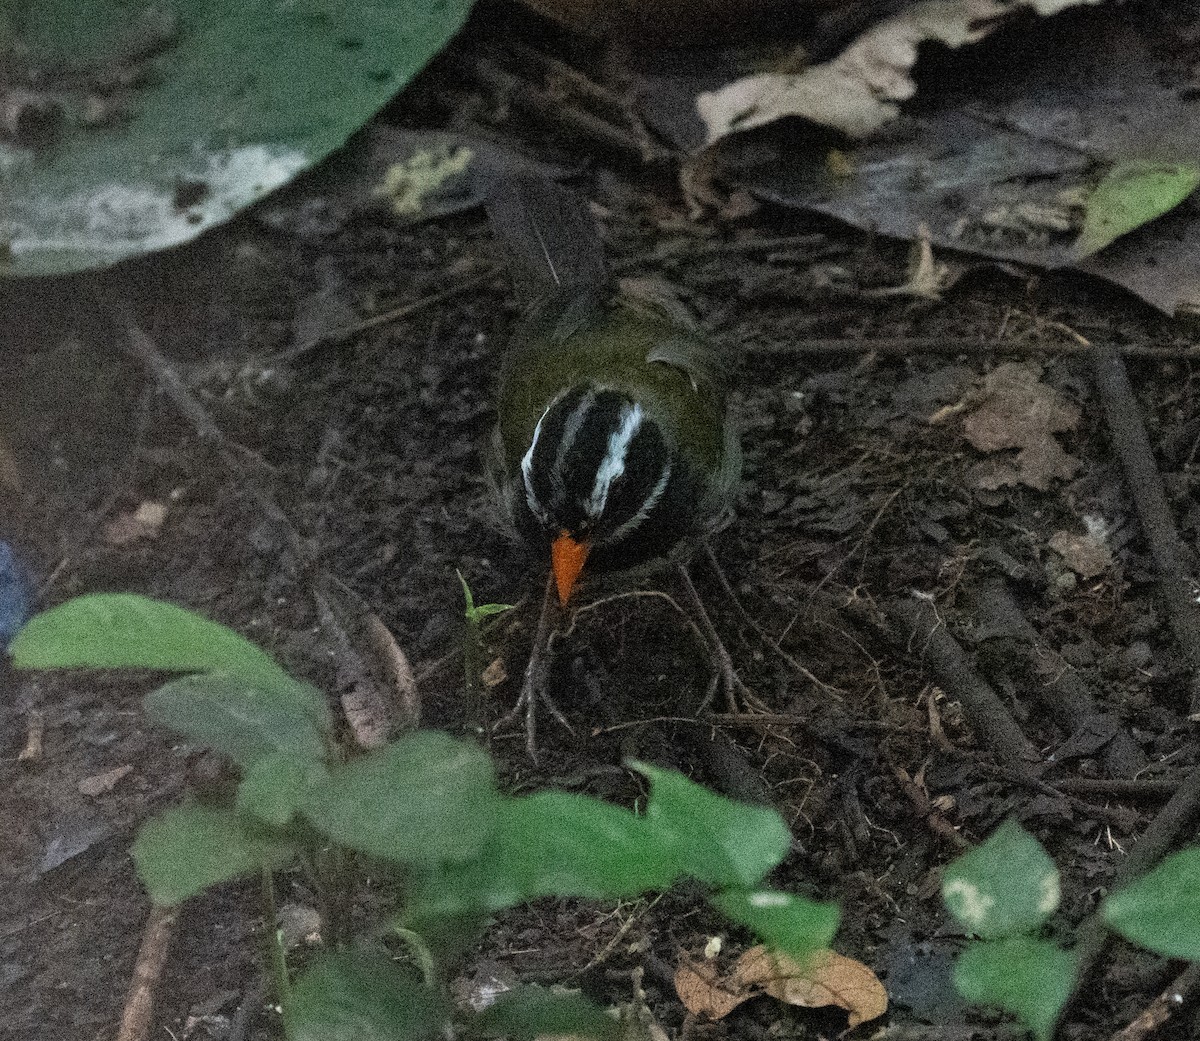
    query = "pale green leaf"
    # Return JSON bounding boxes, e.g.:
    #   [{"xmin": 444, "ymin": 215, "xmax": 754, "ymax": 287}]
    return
[
  {"xmin": 1075, "ymin": 162, "xmax": 1200, "ymax": 258},
  {"xmin": 943, "ymin": 819, "xmax": 1059, "ymax": 939}
]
